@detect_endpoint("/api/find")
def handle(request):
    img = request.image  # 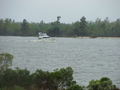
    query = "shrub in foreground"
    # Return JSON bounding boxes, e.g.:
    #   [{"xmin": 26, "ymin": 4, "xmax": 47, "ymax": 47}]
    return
[
  {"xmin": 0, "ymin": 85, "xmax": 26, "ymax": 90},
  {"xmin": 34, "ymin": 67, "xmax": 76, "ymax": 90},
  {"xmin": 0, "ymin": 67, "xmax": 120, "ymax": 90},
  {"xmin": 66, "ymin": 84, "xmax": 85, "ymax": 90},
  {"xmin": 88, "ymin": 77, "xmax": 120, "ymax": 90},
  {"xmin": 0, "ymin": 67, "xmax": 76, "ymax": 90},
  {"xmin": 0, "ymin": 68, "xmax": 33, "ymax": 89}
]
